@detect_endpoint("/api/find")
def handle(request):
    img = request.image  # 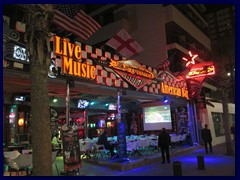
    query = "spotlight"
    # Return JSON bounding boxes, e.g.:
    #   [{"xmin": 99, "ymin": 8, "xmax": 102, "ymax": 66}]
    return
[
  {"xmin": 52, "ymin": 98, "xmax": 58, "ymax": 103},
  {"xmin": 163, "ymin": 96, "xmax": 168, "ymax": 103}
]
